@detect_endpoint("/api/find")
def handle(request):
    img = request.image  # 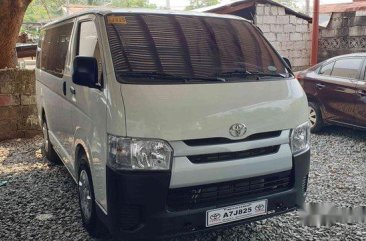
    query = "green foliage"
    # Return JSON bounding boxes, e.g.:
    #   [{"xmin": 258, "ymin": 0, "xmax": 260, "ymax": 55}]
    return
[
  {"xmin": 69, "ymin": 0, "xmax": 109, "ymax": 5},
  {"xmin": 24, "ymin": 0, "xmax": 64, "ymax": 23},
  {"xmin": 111, "ymin": 0, "xmax": 157, "ymax": 8},
  {"xmin": 23, "ymin": 0, "xmax": 65, "ymax": 36},
  {"xmin": 24, "ymin": 0, "xmax": 111, "ymax": 24},
  {"xmin": 185, "ymin": 0, "xmax": 219, "ymax": 10},
  {"xmin": 23, "ymin": 0, "xmax": 157, "ymax": 36}
]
